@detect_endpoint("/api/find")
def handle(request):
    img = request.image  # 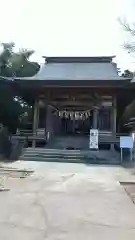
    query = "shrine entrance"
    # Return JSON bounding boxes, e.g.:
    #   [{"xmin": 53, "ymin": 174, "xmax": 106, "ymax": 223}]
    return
[
  {"xmin": 33, "ymin": 87, "xmax": 116, "ymax": 149},
  {"xmin": 37, "ymin": 90, "xmax": 113, "ymax": 137},
  {"xmin": 60, "ymin": 110, "xmax": 93, "ymax": 135}
]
